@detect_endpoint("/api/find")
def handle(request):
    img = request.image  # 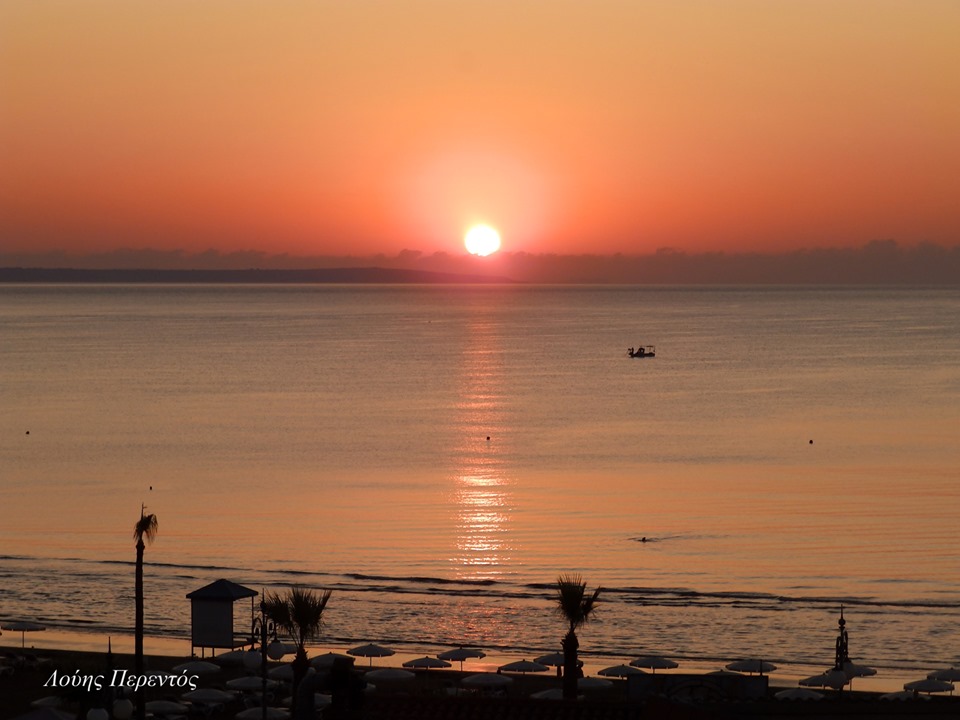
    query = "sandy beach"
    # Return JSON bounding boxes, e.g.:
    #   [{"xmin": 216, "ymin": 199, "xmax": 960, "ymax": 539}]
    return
[{"xmin": 4, "ymin": 631, "xmax": 959, "ymax": 720}]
